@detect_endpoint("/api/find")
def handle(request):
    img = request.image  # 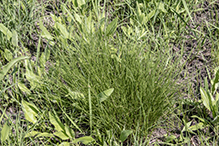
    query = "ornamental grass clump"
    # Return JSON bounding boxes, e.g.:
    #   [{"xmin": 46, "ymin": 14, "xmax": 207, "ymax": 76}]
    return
[{"xmin": 46, "ymin": 32, "xmax": 184, "ymax": 139}]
